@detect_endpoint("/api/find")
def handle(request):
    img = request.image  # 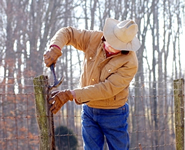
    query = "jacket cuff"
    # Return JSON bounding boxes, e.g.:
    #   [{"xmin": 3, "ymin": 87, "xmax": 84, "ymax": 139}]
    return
[{"xmin": 73, "ymin": 89, "xmax": 90, "ymax": 104}]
